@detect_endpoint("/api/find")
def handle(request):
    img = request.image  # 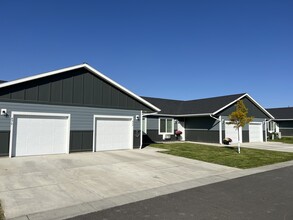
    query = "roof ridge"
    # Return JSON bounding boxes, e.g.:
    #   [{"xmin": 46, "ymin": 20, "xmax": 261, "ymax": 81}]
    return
[
  {"xmin": 185, "ymin": 93, "xmax": 246, "ymax": 102},
  {"xmin": 267, "ymin": 107, "xmax": 293, "ymax": 110},
  {"xmin": 142, "ymin": 93, "xmax": 246, "ymax": 103},
  {"xmin": 141, "ymin": 96, "xmax": 184, "ymax": 102}
]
